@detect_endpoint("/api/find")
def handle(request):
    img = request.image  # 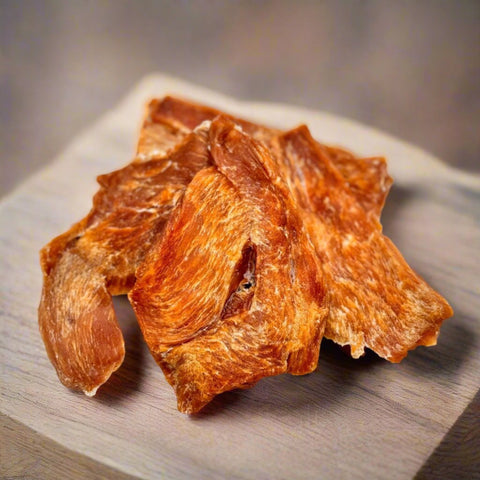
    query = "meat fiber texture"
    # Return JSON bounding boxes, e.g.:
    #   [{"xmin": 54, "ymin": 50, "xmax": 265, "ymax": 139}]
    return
[{"xmin": 38, "ymin": 97, "xmax": 453, "ymax": 413}]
